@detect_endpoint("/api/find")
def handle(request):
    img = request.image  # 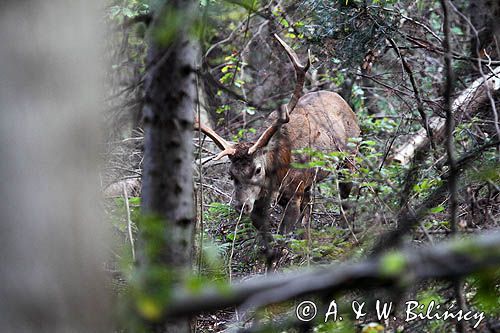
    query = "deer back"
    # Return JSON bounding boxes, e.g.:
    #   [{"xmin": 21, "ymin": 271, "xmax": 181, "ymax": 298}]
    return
[{"xmin": 264, "ymin": 91, "xmax": 360, "ymax": 161}]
